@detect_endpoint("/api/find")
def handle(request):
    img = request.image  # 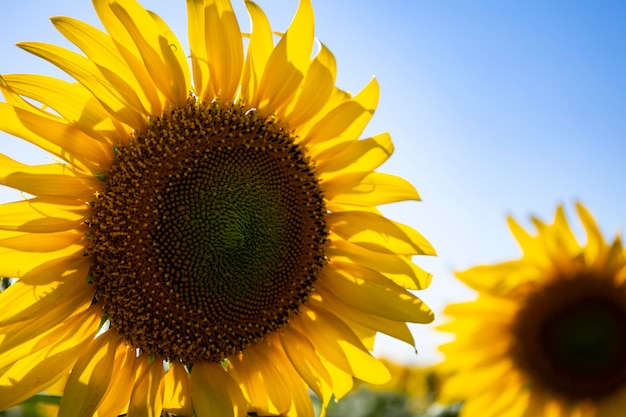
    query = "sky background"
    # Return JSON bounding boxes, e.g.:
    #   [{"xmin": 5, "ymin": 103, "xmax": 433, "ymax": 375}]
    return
[{"xmin": 1, "ymin": 1, "xmax": 625, "ymax": 365}]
